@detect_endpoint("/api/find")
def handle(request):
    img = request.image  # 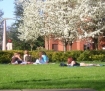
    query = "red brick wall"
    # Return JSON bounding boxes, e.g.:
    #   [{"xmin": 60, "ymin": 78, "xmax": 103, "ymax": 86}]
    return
[
  {"xmin": 45, "ymin": 37, "xmax": 86, "ymax": 51},
  {"xmin": 45, "ymin": 36, "xmax": 105, "ymax": 51}
]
